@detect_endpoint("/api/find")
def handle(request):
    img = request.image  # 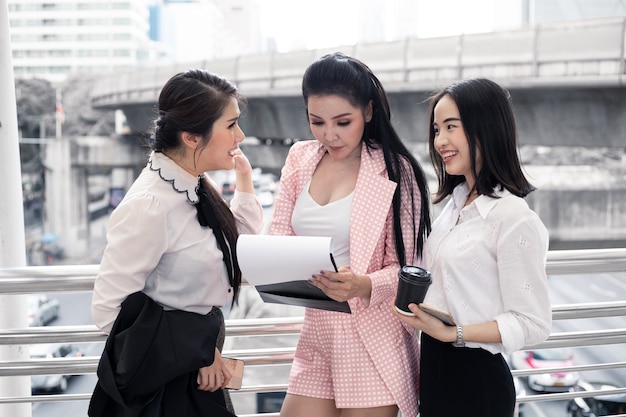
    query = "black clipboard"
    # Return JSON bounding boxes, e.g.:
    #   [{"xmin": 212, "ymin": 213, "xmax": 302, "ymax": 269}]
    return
[{"xmin": 256, "ymin": 279, "xmax": 351, "ymax": 313}]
